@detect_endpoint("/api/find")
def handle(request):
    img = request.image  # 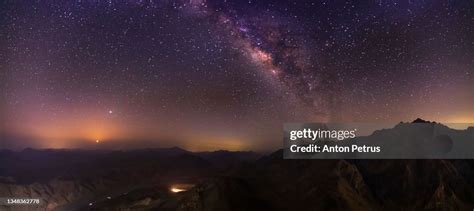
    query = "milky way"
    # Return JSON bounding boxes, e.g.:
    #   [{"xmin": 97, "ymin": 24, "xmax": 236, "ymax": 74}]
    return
[{"xmin": 1, "ymin": 0, "xmax": 473, "ymax": 150}]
